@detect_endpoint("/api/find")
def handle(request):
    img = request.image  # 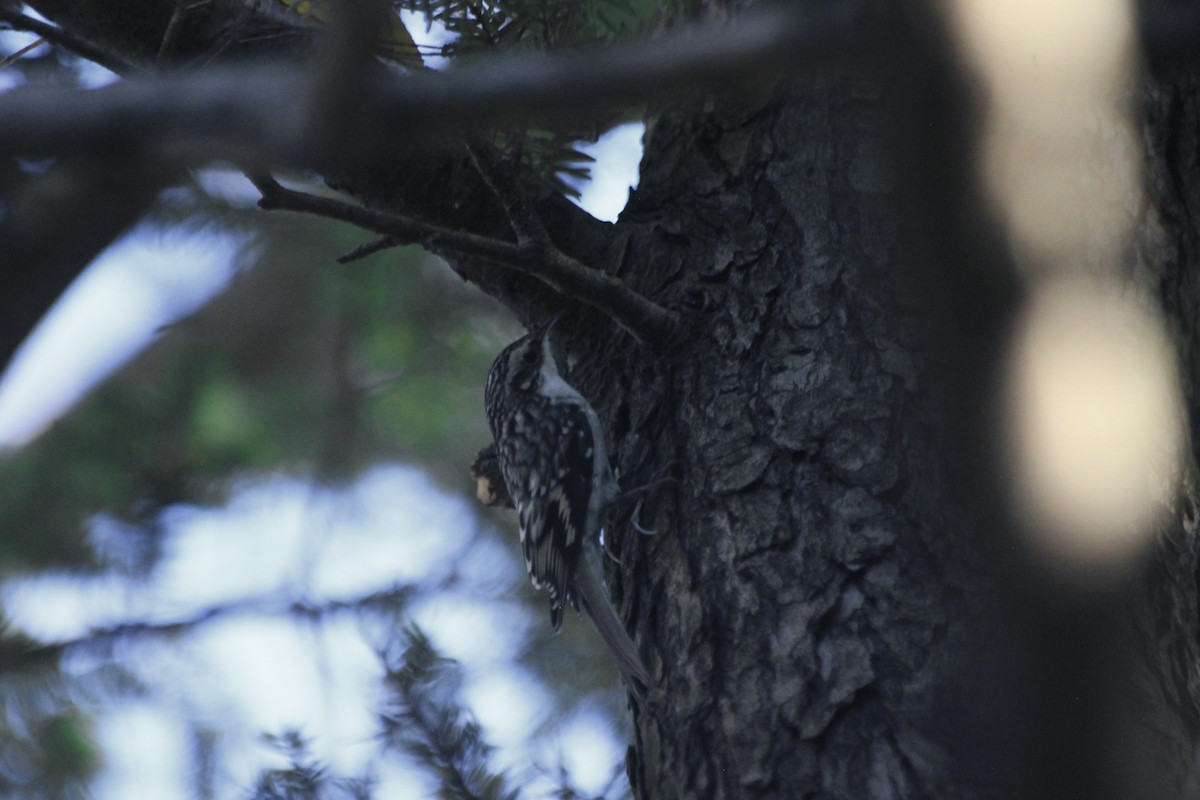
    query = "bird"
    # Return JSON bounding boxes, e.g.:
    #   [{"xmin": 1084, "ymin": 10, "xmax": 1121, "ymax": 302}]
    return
[{"xmin": 483, "ymin": 314, "xmax": 652, "ymax": 700}]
